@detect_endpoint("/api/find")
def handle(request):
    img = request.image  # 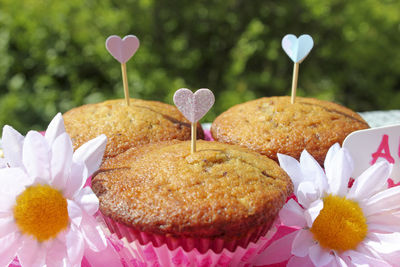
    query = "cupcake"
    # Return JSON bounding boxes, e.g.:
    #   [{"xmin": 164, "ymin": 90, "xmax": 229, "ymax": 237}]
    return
[
  {"xmin": 63, "ymin": 98, "xmax": 204, "ymax": 158},
  {"xmin": 211, "ymin": 96, "xmax": 369, "ymax": 165},
  {"xmin": 91, "ymin": 140, "xmax": 293, "ymax": 265}
]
